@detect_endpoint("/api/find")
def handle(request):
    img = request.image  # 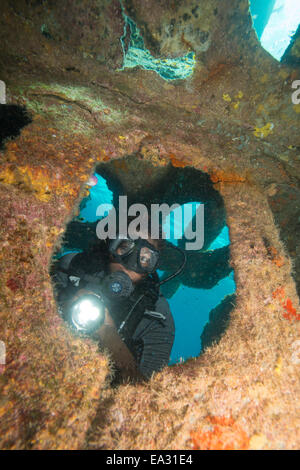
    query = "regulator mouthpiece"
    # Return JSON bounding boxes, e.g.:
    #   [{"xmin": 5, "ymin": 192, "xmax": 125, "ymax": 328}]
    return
[{"xmin": 102, "ymin": 271, "xmax": 134, "ymax": 299}]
